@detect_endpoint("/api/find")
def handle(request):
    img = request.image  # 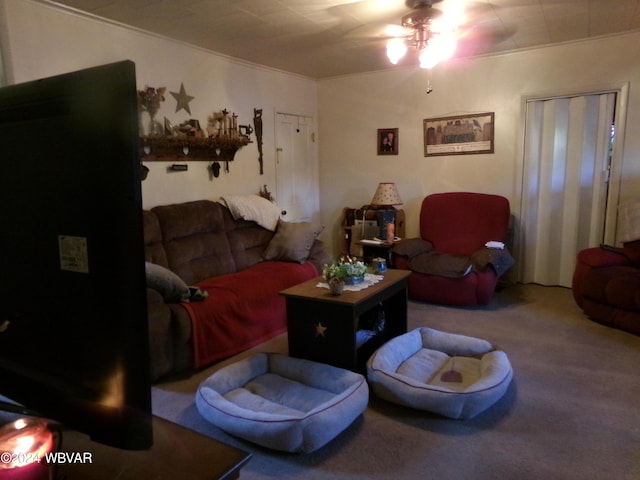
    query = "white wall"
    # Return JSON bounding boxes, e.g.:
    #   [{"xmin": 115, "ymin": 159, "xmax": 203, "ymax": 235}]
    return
[
  {"xmin": 0, "ymin": 0, "xmax": 318, "ymax": 212},
  {"xmin": 318, "ymin": 33, "xmax": 640, "ymax": 255},
  {"xmin": 2, "ymin": 0, "xmax": 639, "ymax": 258}
]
